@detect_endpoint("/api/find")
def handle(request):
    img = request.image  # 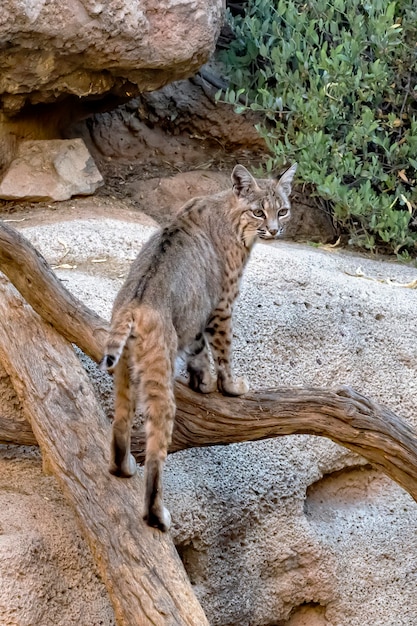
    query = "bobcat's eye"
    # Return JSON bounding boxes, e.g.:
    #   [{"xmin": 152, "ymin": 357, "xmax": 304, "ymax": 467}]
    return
[
  {"xmin": 252, "ymin": 208, "xmax": 265, "ymax": 218},
  {"xmin": 278, "ymin": 208, "xmax": 289, "ymax": 218}
]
